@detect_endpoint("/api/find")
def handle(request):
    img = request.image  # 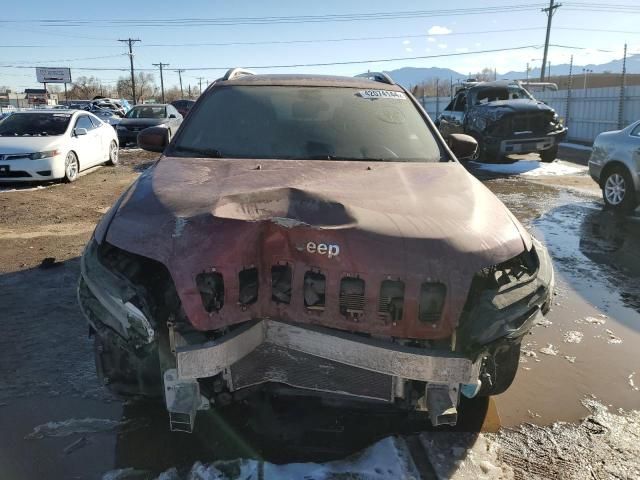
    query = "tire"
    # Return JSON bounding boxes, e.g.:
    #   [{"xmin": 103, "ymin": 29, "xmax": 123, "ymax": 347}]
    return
[
  {"xmin": 107, "ymin": 140, "xmax": 119, "ymax": 166},
  {"xmin": 477, "ymin": 342, "xmax": 521, "ymax": 397},
  {"xmin": 63, "ymin": 151, "xmax": 79, "ymax": 183},
  {"xmin": 540, "ymin": 145, "xmax": 558, "ymax": 163},
  {"xmin": 602, "ymin": 165, "xmax": 639, "ymax": 213}
]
